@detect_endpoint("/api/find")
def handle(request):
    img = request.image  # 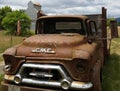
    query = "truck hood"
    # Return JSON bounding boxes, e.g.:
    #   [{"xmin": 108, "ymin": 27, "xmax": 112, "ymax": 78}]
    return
[{"xmin": 16, "ymin": 34, "xmax": 99, "ymax": 60}]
